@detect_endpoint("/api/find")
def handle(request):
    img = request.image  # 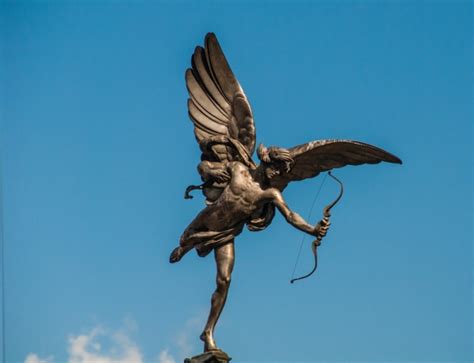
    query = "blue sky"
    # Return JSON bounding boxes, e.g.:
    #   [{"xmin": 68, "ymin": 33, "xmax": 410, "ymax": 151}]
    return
[{"xmin": 1, "ymin": 1, "xmax": 472, "ymax": 362}]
